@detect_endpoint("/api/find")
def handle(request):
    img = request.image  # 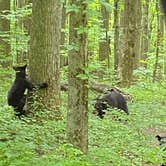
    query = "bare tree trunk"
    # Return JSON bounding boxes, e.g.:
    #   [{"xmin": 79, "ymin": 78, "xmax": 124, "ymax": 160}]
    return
[
  {"xmin": 153, "ymin": 1, "xmax": 165, "ymax": 82},
  {"xmin": 15, "ymin": 0, "xmax": 26, "ymax": 64},
  {"xmin": 118, "ymin": 0, "xmax": 141, "ymax": 86},
  {"xmin": 23, "ymin": 0, "xmax": 32, "ymax": 36},
  {"xmin": 61, "ymin": 0, "xmax": 66, "ymax": 47},
  {"xmin": 141, "ymin": 0, "xmax": 149, "ymax": 68},
  {"xmin": 67, "ymin": 0, "xmax": 88, "ymax": 153},
  {"xmin": 98, "ymin": 0, "xmax": 110, "ymax": 67},
  {"xmin": 29, "ymin": 0, "xmax": 61, "ymax": 117},
  {"xmin": 0, "ymin": 0, "xmax": 10, "ymax": 66},
  {"xmin": 159, "ymin": 2, "xmax": 165, "ymax": 79},
  {"xmin": 114, "ymin": 0, "xmax": 120, "ymax": 70},
  {"xmin": 117, "ymin": 0, "xmax": 124, "ymax": 75},
  {"xmin": 60, "ymin": 0, "xmax": 68, "ymax": 67},
  {"xmin": 134, "ymin": 0, "xmax": 142, "ymax": 69}
]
